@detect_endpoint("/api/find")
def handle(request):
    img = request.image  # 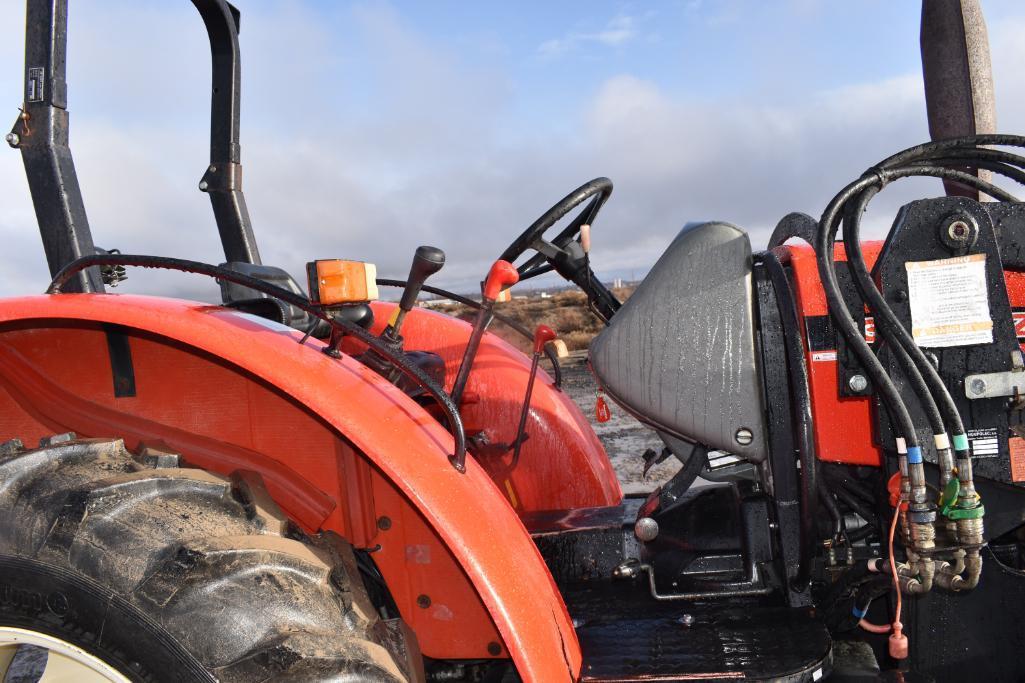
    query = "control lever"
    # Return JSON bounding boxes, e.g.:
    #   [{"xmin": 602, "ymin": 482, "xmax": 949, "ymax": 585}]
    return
[
  {"xmin": 382, "ymin": 245, "xmax": 446, "ymax": 345},
  {"xmin": 450, "ymin": 260, "xmax": 519, "ymax": 408},
  {"xmin": 508, "ymin": 325, "xmax": 557, "ymax": 466}
]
